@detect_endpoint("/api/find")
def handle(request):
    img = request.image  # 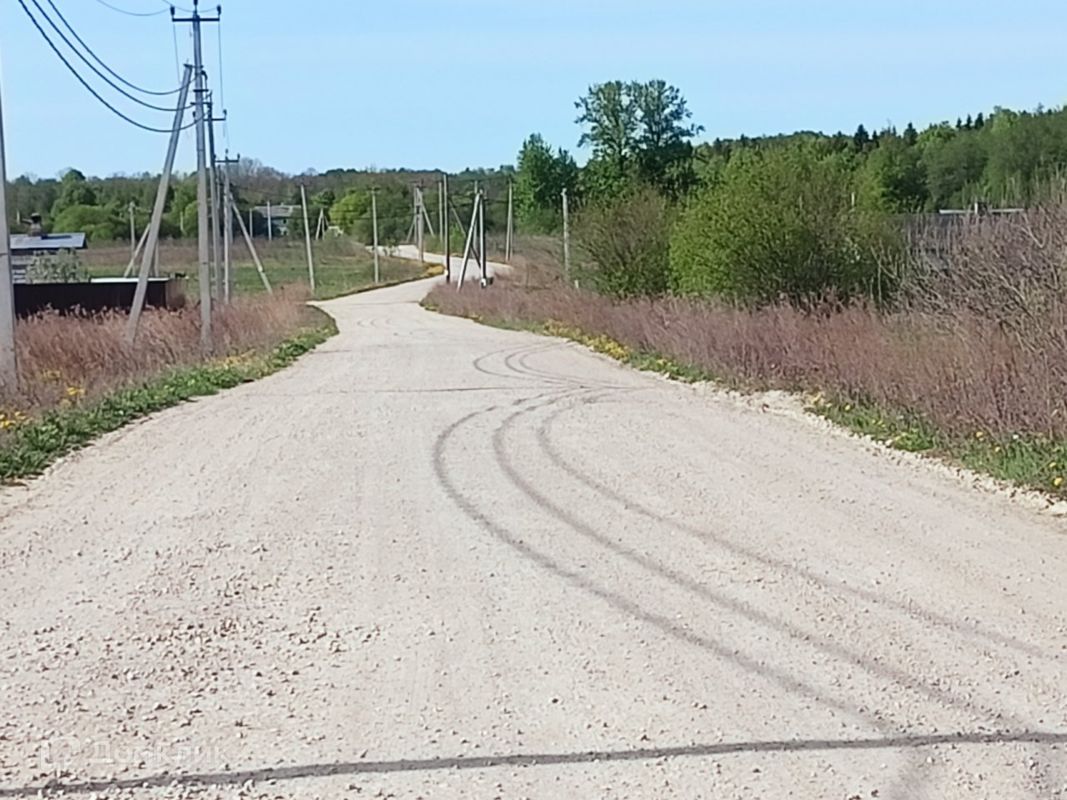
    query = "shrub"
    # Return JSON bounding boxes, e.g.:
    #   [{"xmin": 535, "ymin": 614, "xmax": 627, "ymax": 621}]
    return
[
  {"xmin": 574, "ymin": 187, "xmax": 672, "ymax": 297},
  {"xmin": 670, "ymin": 146, "xmax": 900, "ymax": 305}
]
